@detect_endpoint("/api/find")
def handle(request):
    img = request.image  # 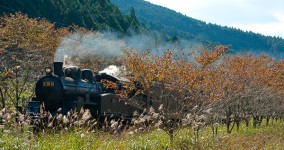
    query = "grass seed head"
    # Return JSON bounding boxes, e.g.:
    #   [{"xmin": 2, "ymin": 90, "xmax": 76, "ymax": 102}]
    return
[
  {"xmin": 56, "ymin": 114, "xmax": 63, "ymax": 122},
  {"xmin": 158, "ymin": 104, "xmax": 163, "ymax": 112},
  {"xmin": 48, "ymin": 122, "xmax": 53, "ymax": 128},
  {"xmin": 82, "ymin": 109, "xmax": 92, "ymax": 122},
  {"xmin": 63, "ymin": 115, "xmax": 69, "ymax": 124},
  {"xmin": 48, "ymin": 113, "xmax": 53, "ymax": 121},
  {"xmin": 57, "ymin": 108, "xmax": 62, "ymax": 113}
]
